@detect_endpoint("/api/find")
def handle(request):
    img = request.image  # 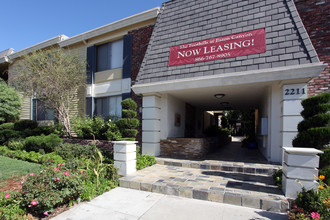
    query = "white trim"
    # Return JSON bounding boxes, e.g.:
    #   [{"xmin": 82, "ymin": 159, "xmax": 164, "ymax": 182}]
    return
[
  {"xmin": 132, "ymin": 63, "xmax": 326, "ymax": 94},
  {"xmin": 59, "ymin": 7, "xmax": 160, "ymax": 47},
  {"xmin": 8, "ymin": 35, "xmax": 69, "ymax": 60}
]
